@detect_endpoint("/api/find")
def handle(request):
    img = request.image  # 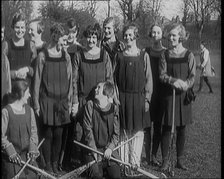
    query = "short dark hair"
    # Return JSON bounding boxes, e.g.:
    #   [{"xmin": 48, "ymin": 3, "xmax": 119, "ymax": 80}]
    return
[
  {"xmin": 200, "ymin": 40, "xmax": 207, "ymax": 46},
  {"xmin": 67, "ymin": 18, "xmax": 79, "ymax": 35},
  {"xmin": 83, "ymin": 23, "xmax": 101, "ymax": 40},
  {"xmin": 166, "ymin": 22, "xmax": 190, "ymax": 42},
  {"xmin": 9, "ymin": 80, "xmax": 29, "ymax": 102},
  {"xmin": 29, "ymin": 18, "xmax": 45, "ymax": 34},
  {"xmin": 102, "ymin": 81, "xmax": 114, "ymax": 98},
  {"xmin": 50, "ymin": 23, "xmax": 65, "ymax": 36},
  {"xmin": 11, "ymin": 12, "xmax": 26, "ymax": 29}
]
